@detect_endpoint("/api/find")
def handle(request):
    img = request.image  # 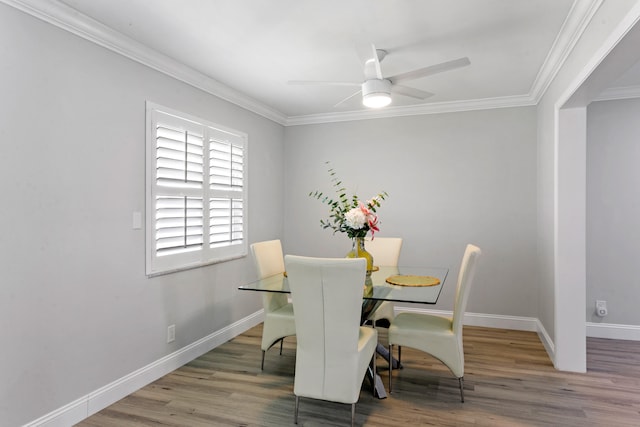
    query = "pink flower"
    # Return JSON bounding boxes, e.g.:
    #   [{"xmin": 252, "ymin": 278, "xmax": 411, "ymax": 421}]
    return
[
  {"xmin": 358, "ymin": 202, "xmax": 371, "ymax": 216},
  {"xmin": 367, "ymin": 214, "xmax": 379, "ymax": 238}
]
